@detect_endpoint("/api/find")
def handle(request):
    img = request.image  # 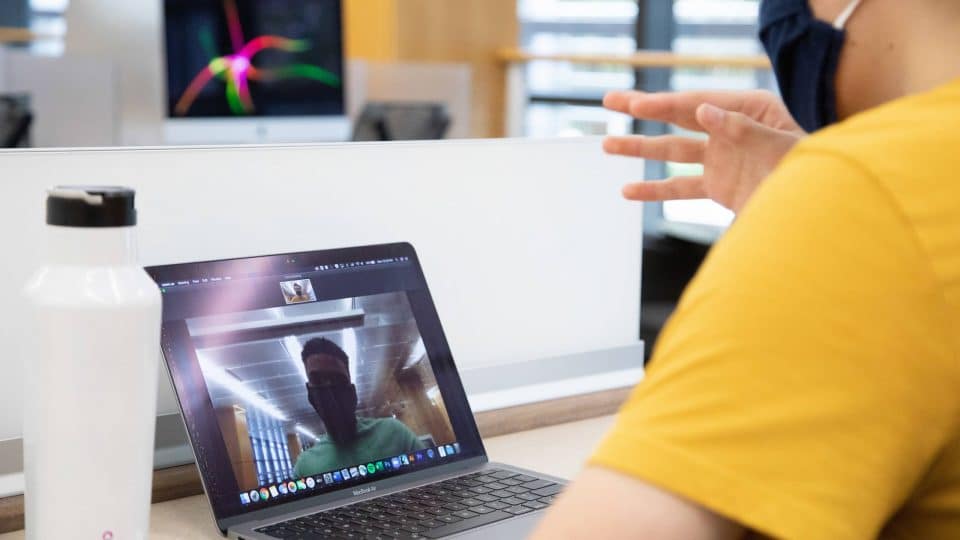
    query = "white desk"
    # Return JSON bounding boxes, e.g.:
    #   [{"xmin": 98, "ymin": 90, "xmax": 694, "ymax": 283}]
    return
[{"xmin": 0, "ymin": 416, "xmax": 615, "ymax": 539}]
